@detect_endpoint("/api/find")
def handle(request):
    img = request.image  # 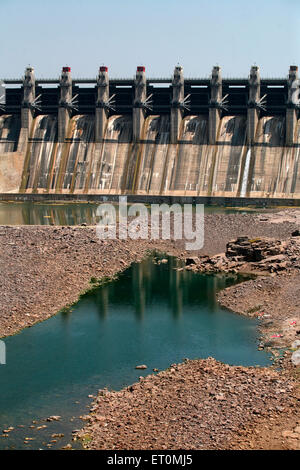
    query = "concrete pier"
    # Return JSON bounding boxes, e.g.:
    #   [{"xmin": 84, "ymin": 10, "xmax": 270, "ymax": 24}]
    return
[
  {"xmin": 58, "ymin": 66, "xmax": 72, "ymax": 142},
  {"xmin": 133, "ymin": 66, "xmax": 146, "ymax": 142},
  {"xmin": 286, "ymin": 65, "xmax": 299, "ymax": 145},
  {"xmin": 170, "ymin": 66, "xmax": 184, "ymax": 143},
  {"xmin": 209, "ymin": 66, "xmax": 222, "ymax": 144},
  {"xmin": 2, "ymin": 64, "xmax": 300, "ymax": 150},
  {"xmin": 21, "ymin": 67, "xmax": 35, "ymax": 130},
  {"xmin": 95, "ymin": 66, "xmax": 109, "ymax": 142},
  {"xmin": 2, "ymin": 65, "xmax": 297, "ymax": 127},
  {"xmin": 247, "ymin": 66, "xmax": 261, "ymax": 144}
]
